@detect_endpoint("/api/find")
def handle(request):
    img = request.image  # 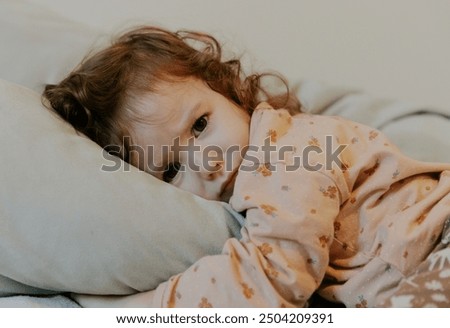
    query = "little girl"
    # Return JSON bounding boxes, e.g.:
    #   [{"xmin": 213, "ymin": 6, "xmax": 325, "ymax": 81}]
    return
[{"xmin": 44, "ymin": 26, "xmax": 450, "ymax": 307}]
